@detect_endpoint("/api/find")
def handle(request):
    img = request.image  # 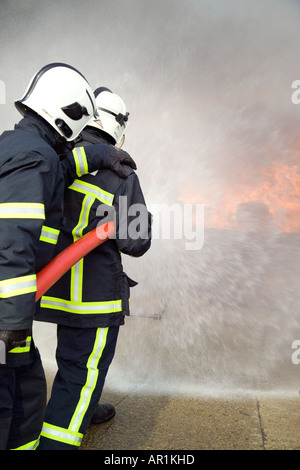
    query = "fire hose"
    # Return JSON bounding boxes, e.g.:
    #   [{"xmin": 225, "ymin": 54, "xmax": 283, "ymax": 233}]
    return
[{"xmin": 35, "ymin": 221, "xmax": 115, "ymax": 301}]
